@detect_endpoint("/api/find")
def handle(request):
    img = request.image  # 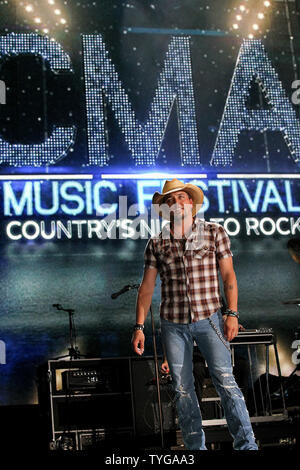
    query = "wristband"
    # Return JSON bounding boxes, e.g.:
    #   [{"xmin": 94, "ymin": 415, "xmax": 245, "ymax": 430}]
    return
[
  {"xmin": 225, "ymin": 309, "xmax": 239, "ymax": 319},
  {"xmin": 133, "ymin": 324, "xmax": 144, "ymax": 331}
]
